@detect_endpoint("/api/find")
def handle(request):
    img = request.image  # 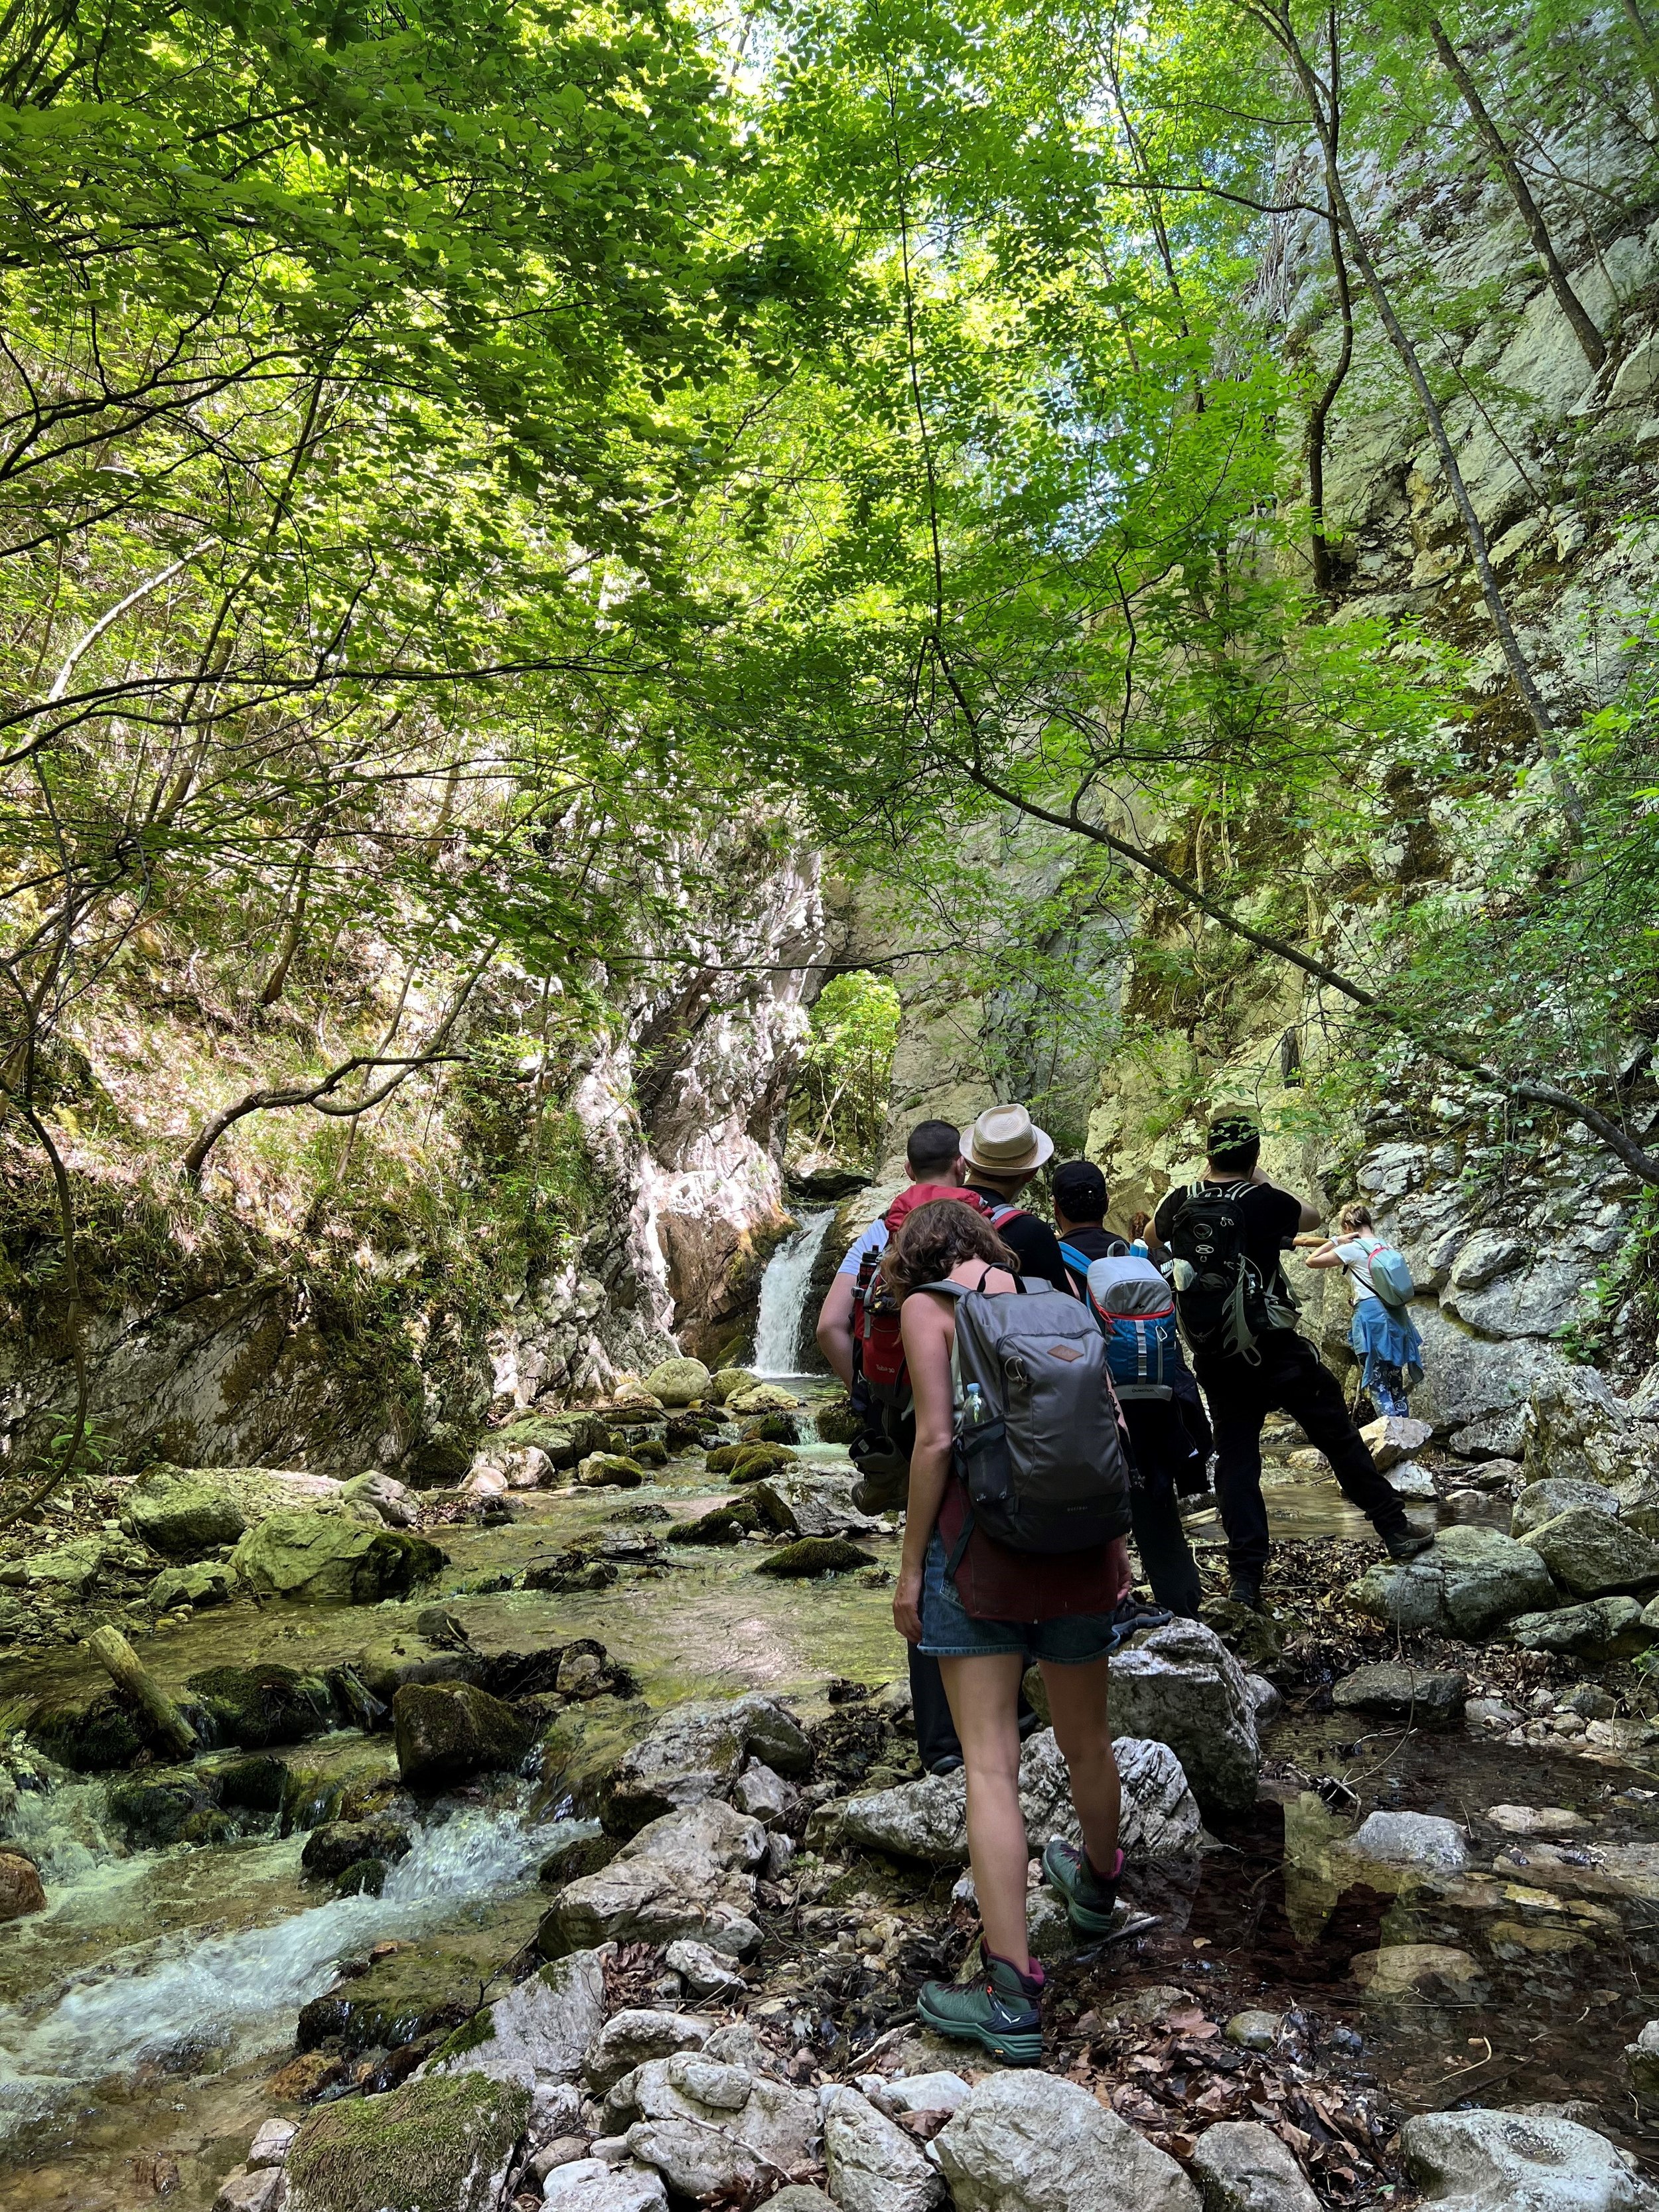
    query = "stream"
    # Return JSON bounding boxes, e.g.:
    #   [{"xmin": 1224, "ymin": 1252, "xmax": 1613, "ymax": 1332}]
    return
[{"xmin": 2, "ymin": 1354, "xmax": 1655, "ymax": 2203}]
